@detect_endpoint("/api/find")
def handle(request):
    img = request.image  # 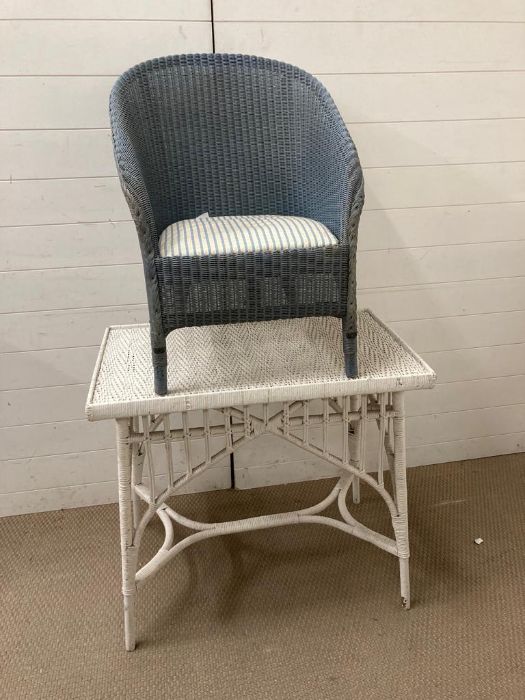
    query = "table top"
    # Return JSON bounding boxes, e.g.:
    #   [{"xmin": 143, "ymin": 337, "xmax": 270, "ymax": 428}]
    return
[{"xmin": 86, "ymin": 309, "xmax": 435, "ymax": 421}]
